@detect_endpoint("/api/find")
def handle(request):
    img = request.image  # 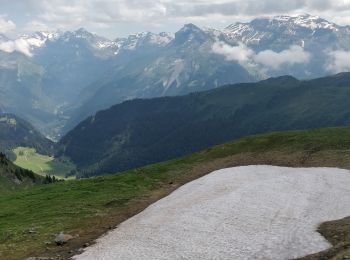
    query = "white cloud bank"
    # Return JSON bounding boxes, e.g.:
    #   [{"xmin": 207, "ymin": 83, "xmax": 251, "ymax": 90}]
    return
[
  {"xmin": 326, "ymin": 50, "xmax": 350, "ymax": 73},
  {"xmin": 0, "ymin": 39, "xmax": 32, "ymax": 57},
  {"xmin": 0, "ymin": 16, "xmax": 31, "ymax": 57},
  {"xmin": 254, "ymin": 45, "xmax": 311, "ymax": 69},
  {"xmin": 5, "ymin": 0, "xmax": 350, "ymax": 37},
  {"xmin": 212, "ymin": 41, "xmax": 254, "ymax": 63},
  {"xmin": 0, "ymin": 17, "xmax": 16, "ymax": 33},
  {"xmin": 213, "ymin": 41, "xmax": 311, "ymax": 70}
]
